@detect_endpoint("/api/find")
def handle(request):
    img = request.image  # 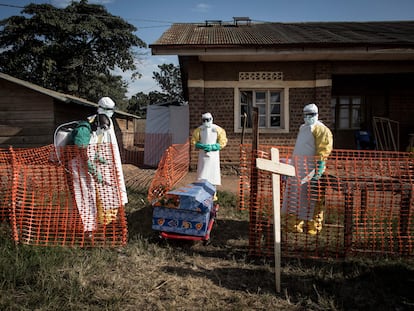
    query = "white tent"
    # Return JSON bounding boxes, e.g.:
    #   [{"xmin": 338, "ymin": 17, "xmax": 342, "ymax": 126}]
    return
[{"xmin": 144, "ymin": 102, "xmax": 189, "ymax": 167}]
